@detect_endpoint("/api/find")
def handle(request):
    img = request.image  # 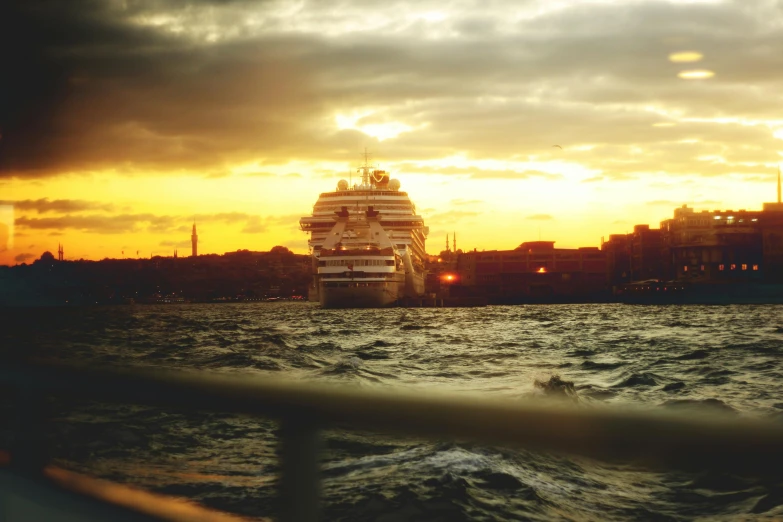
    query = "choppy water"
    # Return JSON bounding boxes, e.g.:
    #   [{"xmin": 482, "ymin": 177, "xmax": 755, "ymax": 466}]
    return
[{"xmin": 3, "ymin": 302, "xmax": 783, "ymax": 520}]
